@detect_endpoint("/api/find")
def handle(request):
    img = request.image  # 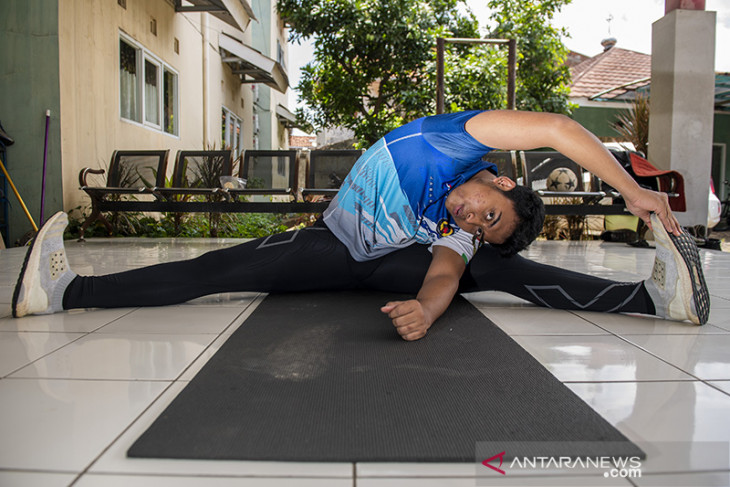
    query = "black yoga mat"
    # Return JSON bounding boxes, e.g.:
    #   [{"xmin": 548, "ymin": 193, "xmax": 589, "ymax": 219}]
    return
[{"xmin": 128, "ymin": 291, "xmax": 643, "ymax": 462}]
